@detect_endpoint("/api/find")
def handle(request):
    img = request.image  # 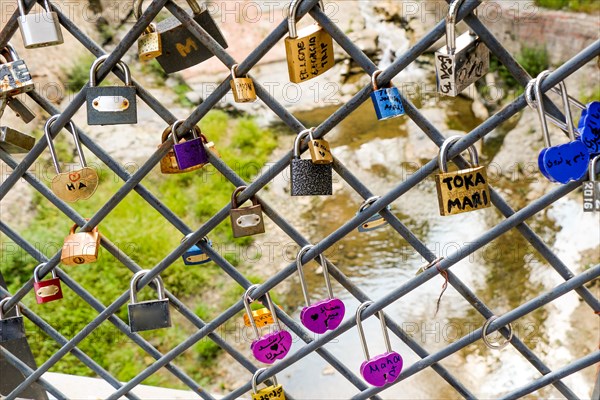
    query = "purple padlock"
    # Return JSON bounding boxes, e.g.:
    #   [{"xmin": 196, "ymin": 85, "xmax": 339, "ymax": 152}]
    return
[
  {"xmin": 171, "ymin": 119, "xmax": 209, "ymax": 170},
  {"xmin": 296, "ymin": 245, "xmax": 345, "ymax": 334},
  {"xmin": 243, "ymin": 284, "xmax": 293, "ymax": 364}
]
